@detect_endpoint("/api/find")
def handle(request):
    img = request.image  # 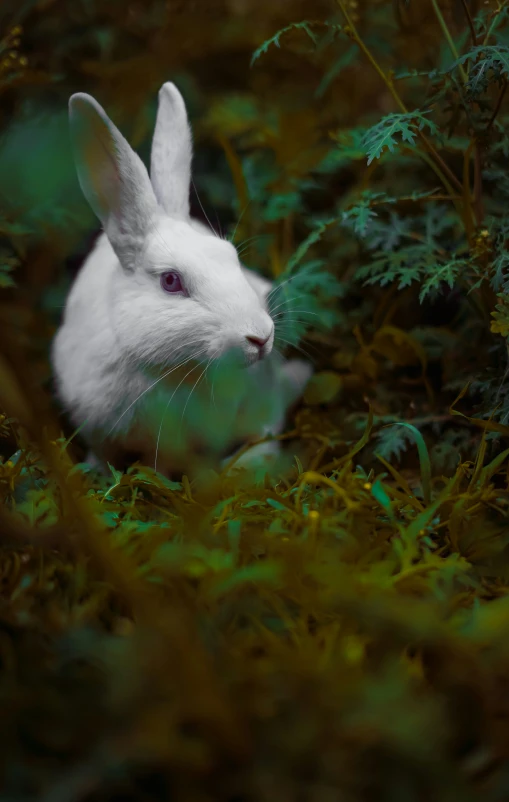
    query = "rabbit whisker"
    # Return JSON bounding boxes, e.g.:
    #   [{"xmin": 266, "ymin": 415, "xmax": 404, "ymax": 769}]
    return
[
  {"xmin": 236, "ymin": 236, "xmax": 263, "ymax": 257},
  {"xmin": 236, "ymin": 234, "xmax": 262, "ymax": 250},
  {"xmin": 107, "ymin": 347, "xmax": 207, "ymax": 439},
  {"xmin": 154, "ymin": 349, "xmax": 209, "ymax": 472},
  {"xmin": 214, "ymin": 210, "xmax": 226, "ymax": 240},
  {"xmin": 273, "ymin": 310, "xmax": 319, "ymax": 317},
  {"xmin": 273, "ymin": 335, "xmax": 315, "ymax": 363},
  {"xmin": 273, "ymin": 315, "xmax": 320, "ymax": 326},
  {"xmin": 266, "ymin": 273, "xmax": 298, "ymax": 302},
  {"xmin": 192, "ymin": 178, "xmax": 219, "ymax": 238},
  {"xmin": 180, "ymin": 359, "xmax": 211, "ymax": 424},
  {"xmin": 230, "ymin": 200, "xmax": 252, "ymax": 244},
  {"xmin": 268, "ymin": 293, "xmax": 308, "ymax": 316},
  {"xmin": 209, "ymin": 349, "xmax": 221, "ymax": 411}
]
